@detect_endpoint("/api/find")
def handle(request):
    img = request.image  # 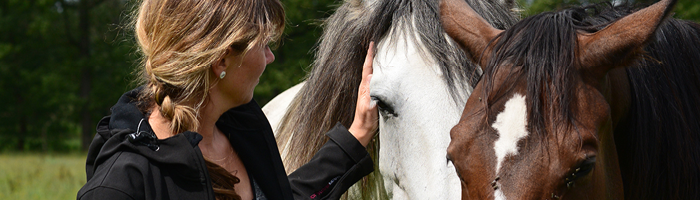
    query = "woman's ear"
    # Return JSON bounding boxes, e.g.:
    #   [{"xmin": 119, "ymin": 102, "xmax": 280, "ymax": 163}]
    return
[{"xmin": 211, "ymin": 48, "xmax": 232, "ymax": 79}]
